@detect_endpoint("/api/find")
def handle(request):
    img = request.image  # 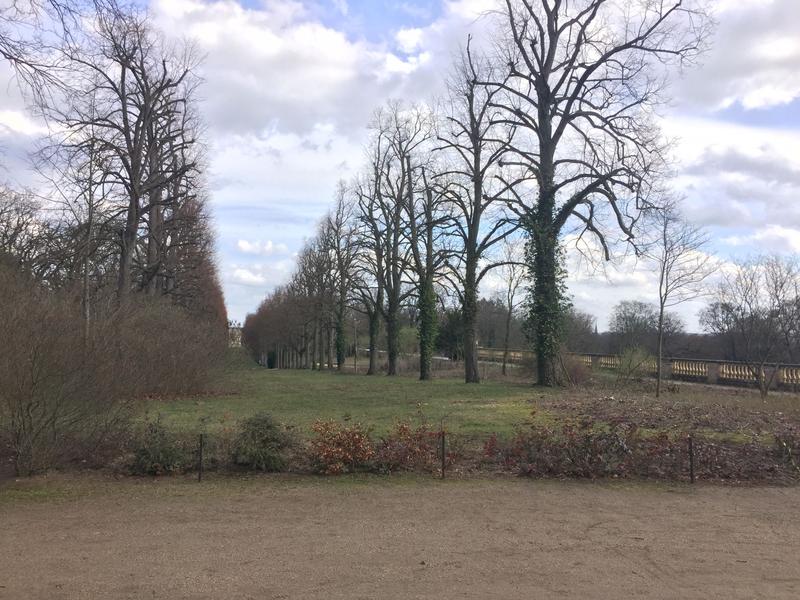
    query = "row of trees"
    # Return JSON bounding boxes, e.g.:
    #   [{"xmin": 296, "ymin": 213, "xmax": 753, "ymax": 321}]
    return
[
  {"xmin": 244, "ymin": 0, "xmax": 712, "ymax": 386},
  {"xmin": 2, "ymin": 0, "xmax": 225, "ymax": 322},
  {"xmin": 0, "ymin": 1, "xmax": 227, "ymax": 473}
]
